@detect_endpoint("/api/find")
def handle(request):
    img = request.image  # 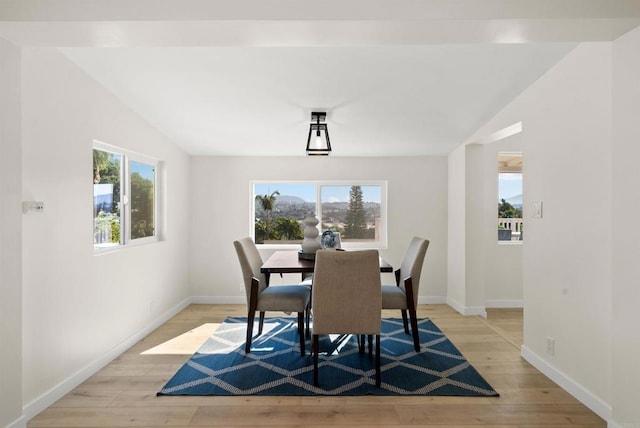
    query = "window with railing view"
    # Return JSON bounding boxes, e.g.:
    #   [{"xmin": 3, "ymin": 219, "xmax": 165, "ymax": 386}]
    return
[
  {"xmin": 498, "ymin": 153, "xmax": 523, "ymax": 242},
  {"xmin": 93, "ymin": 142, "xmax": 159, "ymax": 251},
  {"xmin": 252, "ymin": 181, "xmax": 387, "ymax": 248}
]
